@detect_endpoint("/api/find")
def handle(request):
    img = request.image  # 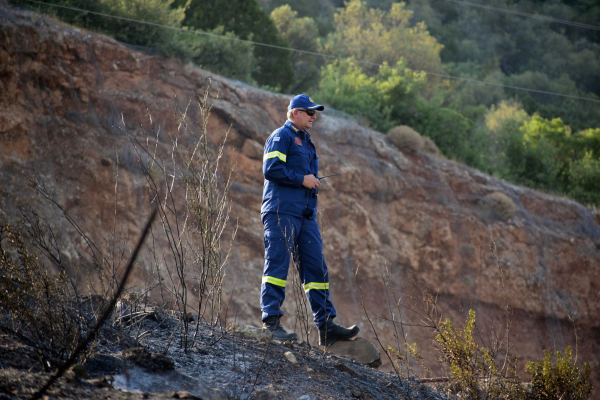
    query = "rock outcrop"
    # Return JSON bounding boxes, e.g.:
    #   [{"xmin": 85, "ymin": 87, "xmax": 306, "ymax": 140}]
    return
[{"xmin": 1, "ymin": 3, "xmax": 598, "ymax": 396}]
